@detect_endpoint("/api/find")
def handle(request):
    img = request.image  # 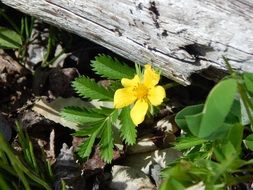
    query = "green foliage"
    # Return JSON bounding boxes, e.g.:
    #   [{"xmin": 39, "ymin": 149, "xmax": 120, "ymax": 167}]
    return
[
  {"xmin": 99, "ymin": 119, "xmax": 114, "ymax": 162},
  {"xmin": 72, "ymin": 76, "xmax": 114, "ymax": 101},
  {"xmin": 173, "ymin": 136, "xmax": 207, "ymax": 151},
  {"xmin": 77, "ymin": 132, "xmax": 99, "ymax": 159},
  {"xmin": 0, "ymin": 7, "xmax": 62, "ymax": 67},
  {"xmin": 243, "ymin": 72, "xmax": 253, "ymax": 96},
  {"xmin": 91, "ymin": 54, "xmax": 135, "ymax": 79},
  {"xmin": 119, "ymin": 107, "xmax": 137, "ymax": 145},
  {"xmin": 0, "ymin": 121, "xmax": 53, "ymax": 190},
  {"xmin": 199, "ymin": 78, "xmax": 237, "ymax": 137},
  {"xmin": 162, "ymin": 59, "xmax": 253, "ymax": 189},
  {"xmin": 61, "ymin": 106, "xmax": 105, "ymax": 124},
  {"xmin": 177, "ymin": 78, "xmax": 237, "ymax": 138},
  {"xmin": 245, "ymin": 134, "xmax": 253, "ymax": 151},
  {"xmin": 63, "ymin": 107, "xmax": 116, "ymax": 163},
  {"xmin": 161, "ymin": 142, "xmax": 253, "ymax": 190},
  {"xmin": 0, "ymin": 7, "xmax": 35, "ymax": 63},
  {"xmin": 227, "ymin": 123, "xmax": 243, "ymax": 152},
  {"xmin": 176, "ymin": 78, "xmax": 239, "ymax": 139},
  {"xmin": 175, "ymin": 104, "xmax": 203, "ymax": 133},
  {"xmin": 0, "ymin": 26, "xmax": 22, "ymax": 48},
  {"xmin": 61, "ymin": 55, "xmax": 139, "ymax": 163}
]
